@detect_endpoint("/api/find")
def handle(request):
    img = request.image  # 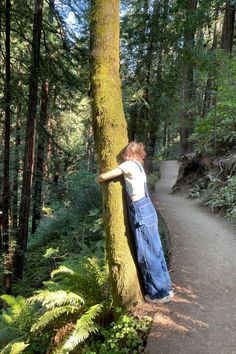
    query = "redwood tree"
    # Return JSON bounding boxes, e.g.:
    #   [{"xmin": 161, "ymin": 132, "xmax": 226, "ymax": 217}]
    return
[
  {"xmin": 15, "ymin": 0, "xmax": 43, "ymax": 279},
  {"xmin": 2, "ymin": 0, "xmax": 12, "ymax": 294},
  {"xmin": 221, "ymin": 0, "xmax": 235, "ymax": 53},
  {"xmin": 181, "ymin": 0, "xmax": 198, "ymax": 154},
  {"xmin": 90, "ymin": 0, "xmax": 143, "ymax": 309}
]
